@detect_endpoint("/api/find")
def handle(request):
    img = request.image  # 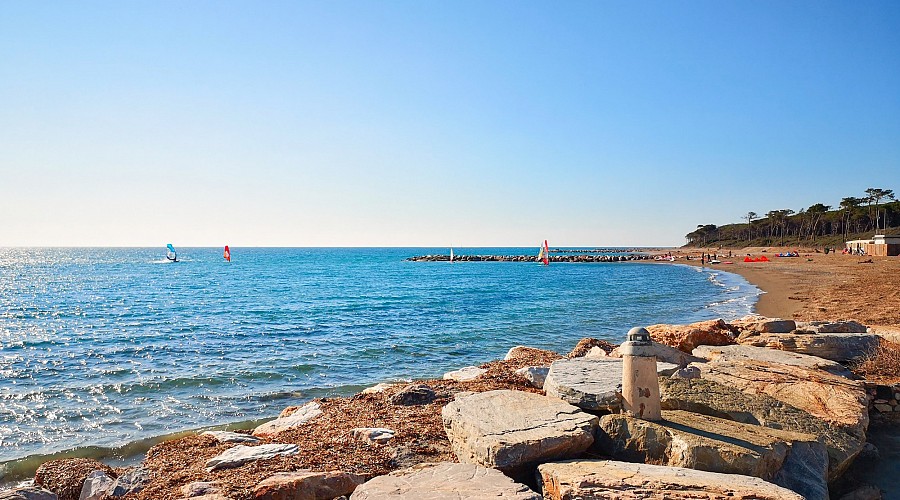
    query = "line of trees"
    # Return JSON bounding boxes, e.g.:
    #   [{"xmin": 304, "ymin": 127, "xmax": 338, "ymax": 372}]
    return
[{"xmin": 685, "ymin": 188, "xmax": 897, "ymax": 247}]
